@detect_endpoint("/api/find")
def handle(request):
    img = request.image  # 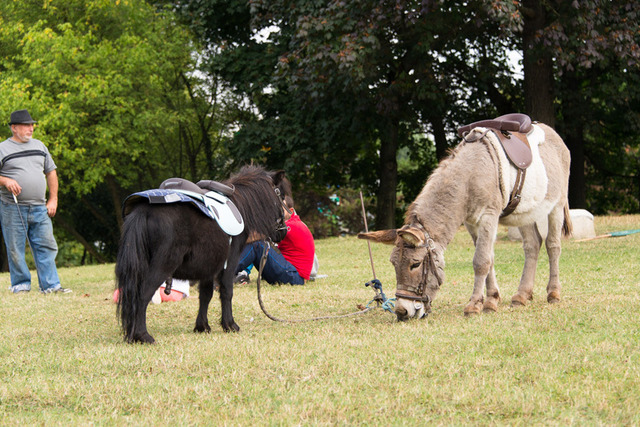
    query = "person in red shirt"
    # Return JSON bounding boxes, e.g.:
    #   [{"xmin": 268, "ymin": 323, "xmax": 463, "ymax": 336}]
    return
[{"xmin": 235, "ymin": 196, "xmax": 315, "ymax": 285}]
